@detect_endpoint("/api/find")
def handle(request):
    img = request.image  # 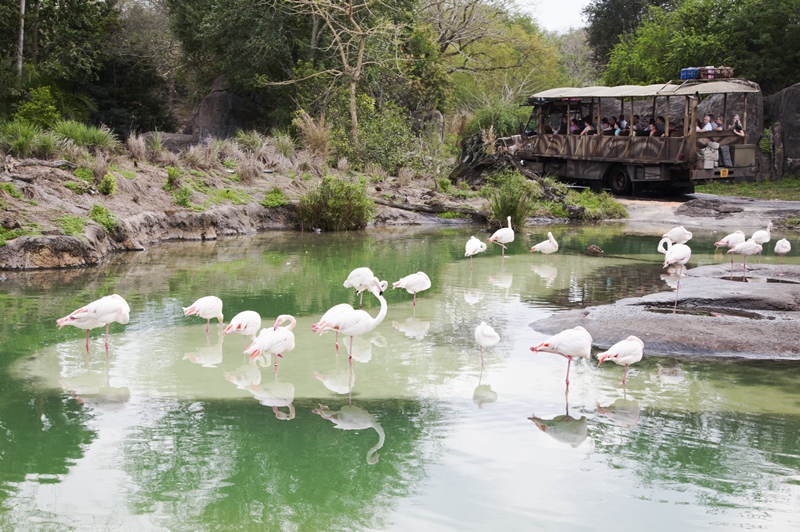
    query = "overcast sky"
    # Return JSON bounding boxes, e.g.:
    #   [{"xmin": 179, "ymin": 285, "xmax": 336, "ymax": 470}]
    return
[{"xmin": 519, "ymin": 0, "xmax": 592, "ymax": 33}]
